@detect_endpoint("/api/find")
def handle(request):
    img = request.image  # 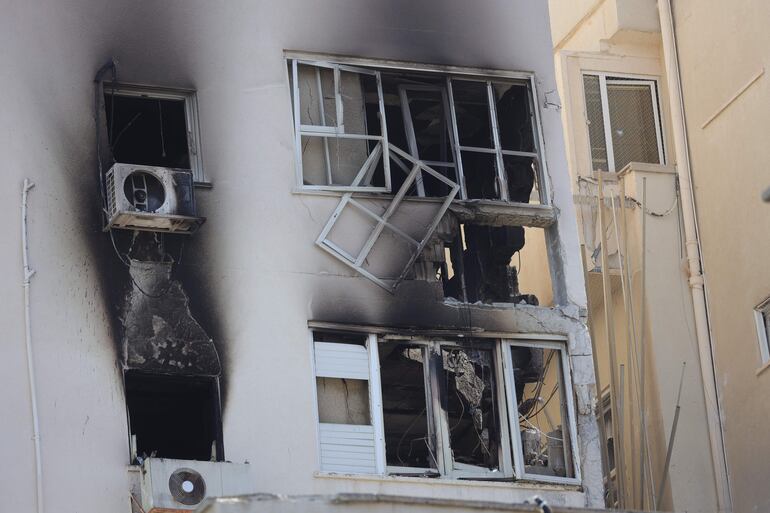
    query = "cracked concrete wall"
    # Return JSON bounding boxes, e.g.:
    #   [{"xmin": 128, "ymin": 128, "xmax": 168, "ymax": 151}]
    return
[{"xmin": 0, "ymin": 0, "xmax": 599, "ymax": 511}]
